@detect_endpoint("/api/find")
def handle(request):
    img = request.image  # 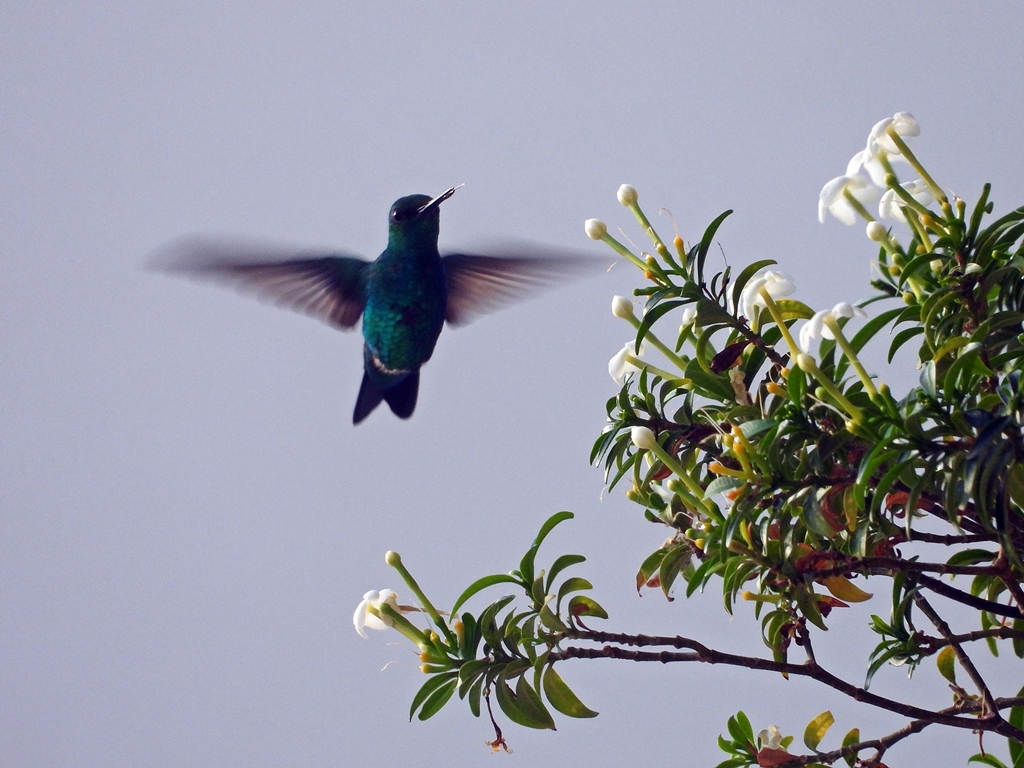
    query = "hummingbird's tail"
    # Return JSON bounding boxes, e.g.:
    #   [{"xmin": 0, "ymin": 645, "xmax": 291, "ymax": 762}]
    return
[
  {"xmin": 382, "ymin": 370, "xmax": 419, "ymax": 420},
  {"xmin": 353, "ymin": 372, "xmax": 385, "ymax": 424},
  {"xmin": 352, "ymin": 370, "xmax": 420, "ymax": 424}
]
